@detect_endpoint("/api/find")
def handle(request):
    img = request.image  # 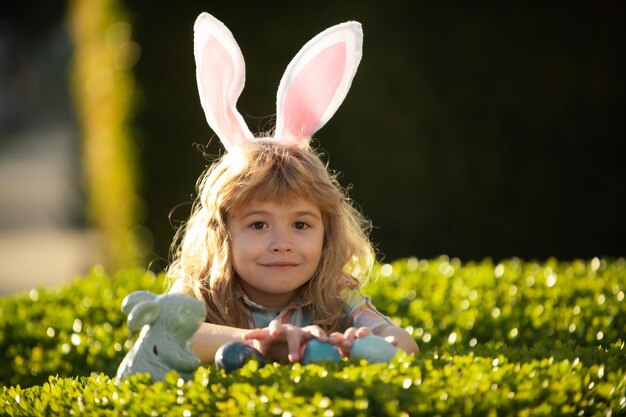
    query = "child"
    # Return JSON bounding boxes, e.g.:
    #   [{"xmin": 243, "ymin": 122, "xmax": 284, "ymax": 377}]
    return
[{"xmin": 167, "ymin": 12, "xmax": 418, "ymax": 364}]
